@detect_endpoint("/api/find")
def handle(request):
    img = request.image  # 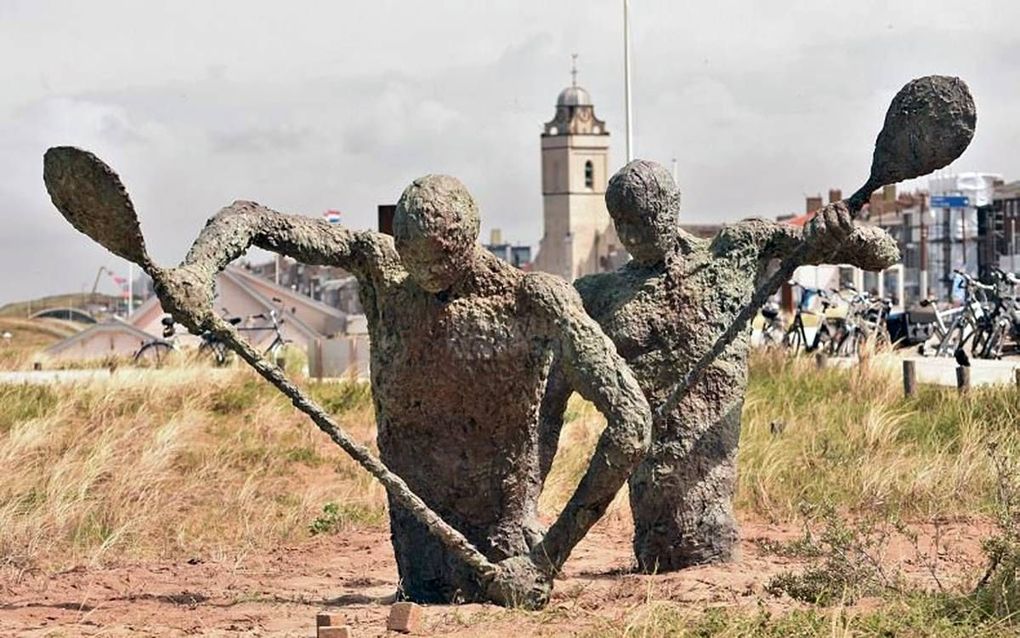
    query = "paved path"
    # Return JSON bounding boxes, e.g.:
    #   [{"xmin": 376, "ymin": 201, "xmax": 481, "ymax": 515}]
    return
[
  {"xmin": 0, "ymin": 367, "xmax": 235, "ymax": 385},
  {"xmin": 824, "ymin": 353, "xmax": 1020, "ymax": 388},
  {"xmin": 0, "ymin": 368, "xmax": 113, "ymax": 384},
  {"xmin": 900, "ymin": 356, "xmax": 1019, "ymax": 388}
]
